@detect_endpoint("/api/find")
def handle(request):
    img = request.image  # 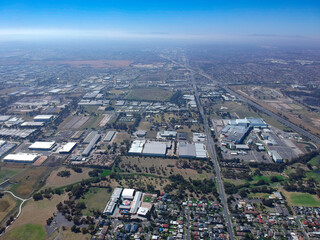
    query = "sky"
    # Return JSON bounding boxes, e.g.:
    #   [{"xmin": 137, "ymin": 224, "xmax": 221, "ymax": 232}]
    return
[{"xmin": 0, "ymin": 0, "xmax": 319, "ymax": 42}]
